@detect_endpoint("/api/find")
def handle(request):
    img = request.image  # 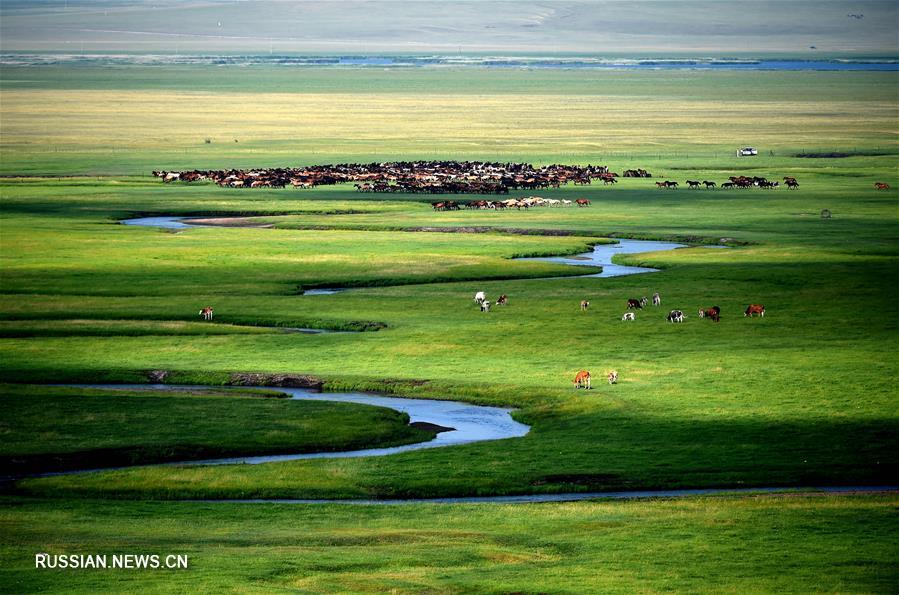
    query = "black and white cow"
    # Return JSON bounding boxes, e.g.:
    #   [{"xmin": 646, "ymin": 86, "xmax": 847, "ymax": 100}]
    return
[{"xmin": 667, "ymin": 309, "xmax": 685, "ymax": 323}]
